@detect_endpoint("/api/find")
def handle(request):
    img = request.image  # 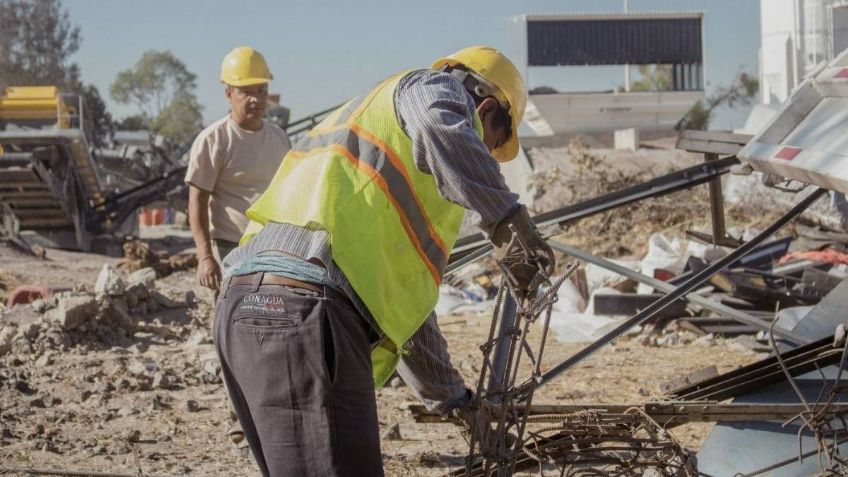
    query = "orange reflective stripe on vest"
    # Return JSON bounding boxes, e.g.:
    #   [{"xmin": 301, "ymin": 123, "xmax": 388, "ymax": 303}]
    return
[{"xmin": 291, "ymin": 126, "xmax": 448, "ymax": 281}]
